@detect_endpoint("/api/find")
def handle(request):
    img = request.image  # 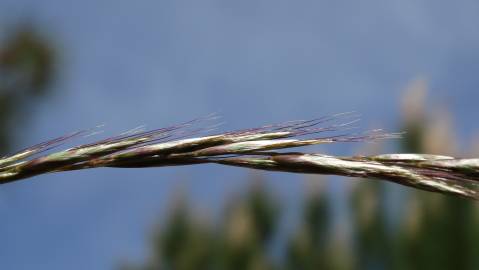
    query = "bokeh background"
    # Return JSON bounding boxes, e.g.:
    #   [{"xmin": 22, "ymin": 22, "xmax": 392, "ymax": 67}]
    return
[{"xmin": 1, "ymin": 1, "xmax": 479, "ymax": 269}]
